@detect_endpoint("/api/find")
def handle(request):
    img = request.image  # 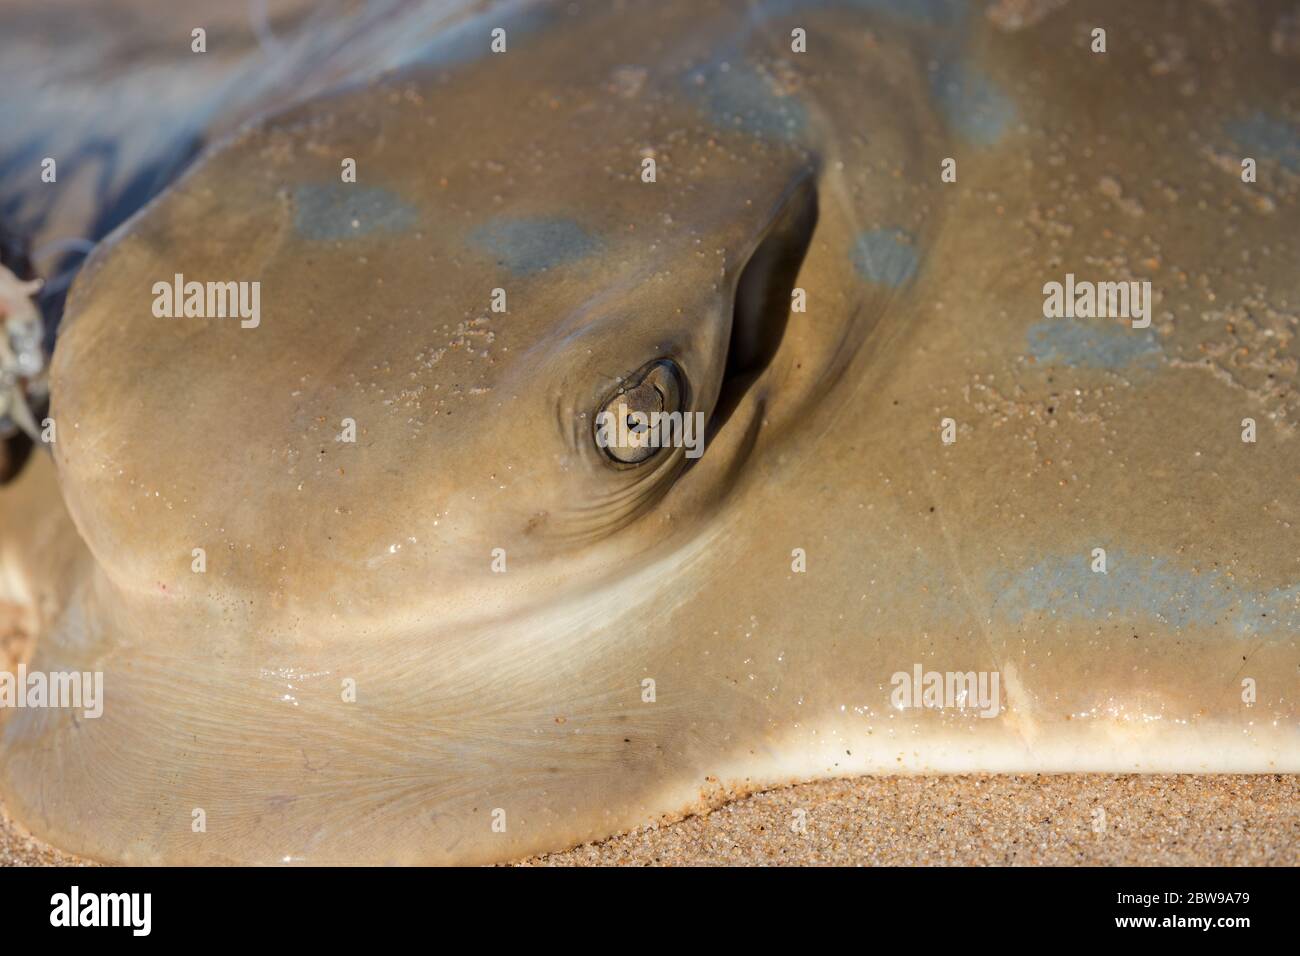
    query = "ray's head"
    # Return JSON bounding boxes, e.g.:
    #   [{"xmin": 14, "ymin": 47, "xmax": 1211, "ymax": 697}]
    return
[{"xmin": 48, "ymin": 55, "xmax": 827, "ymax": 631}]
